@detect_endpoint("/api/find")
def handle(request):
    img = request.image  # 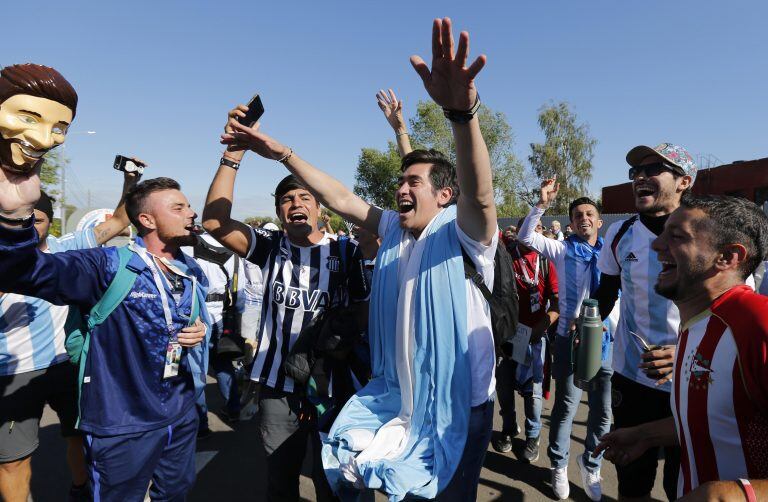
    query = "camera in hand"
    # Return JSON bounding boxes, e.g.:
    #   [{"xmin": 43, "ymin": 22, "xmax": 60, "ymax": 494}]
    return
[{"xmin": 113, "ymin": 155, "xmax": 145, "ymax": 174}]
